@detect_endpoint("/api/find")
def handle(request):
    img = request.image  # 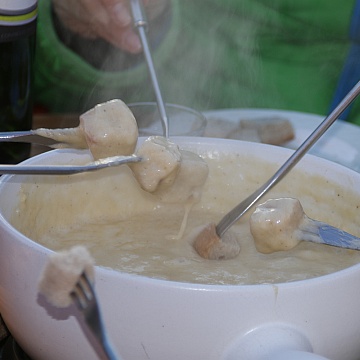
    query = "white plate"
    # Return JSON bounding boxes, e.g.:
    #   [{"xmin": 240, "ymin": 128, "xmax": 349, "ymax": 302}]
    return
[{"xmin": 203, "ymin": 108, "xmax": 360, "ymax": 172}]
